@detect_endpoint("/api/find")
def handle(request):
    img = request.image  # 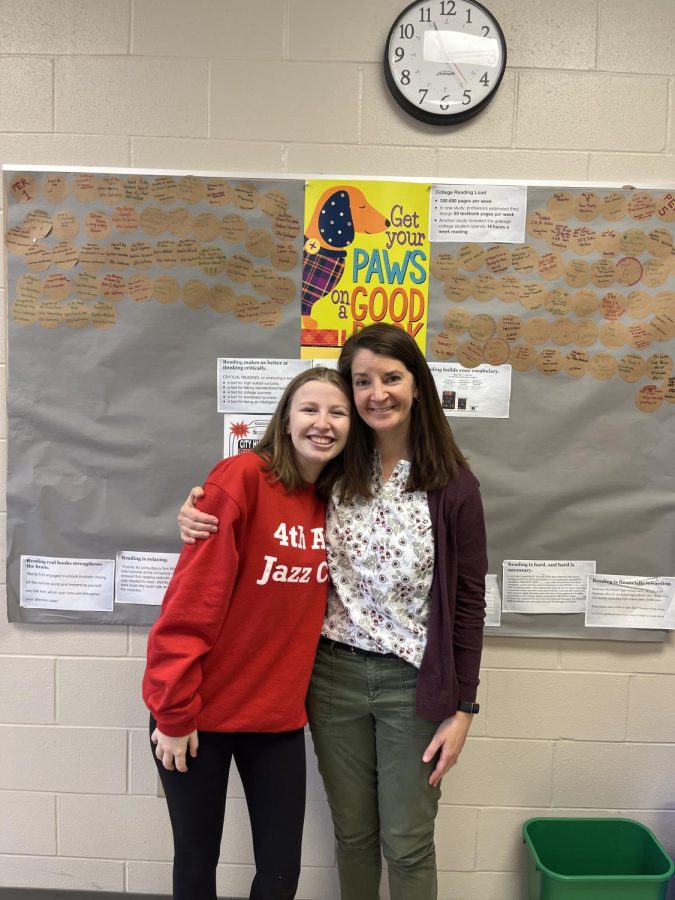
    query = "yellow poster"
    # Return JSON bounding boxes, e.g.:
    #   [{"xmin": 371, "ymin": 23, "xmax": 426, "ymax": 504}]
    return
[{"xmin": 301, "ymin": 180, "xmax": 431, "ymax": 357}]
